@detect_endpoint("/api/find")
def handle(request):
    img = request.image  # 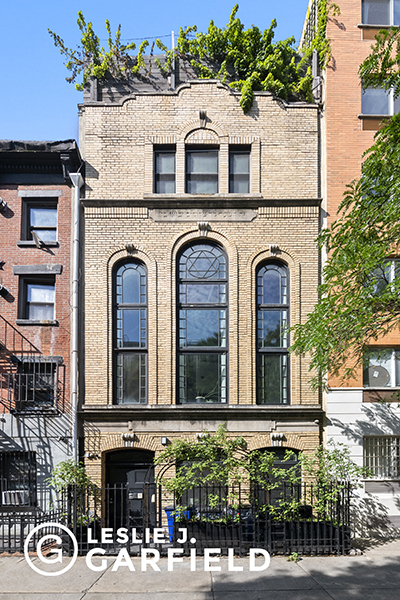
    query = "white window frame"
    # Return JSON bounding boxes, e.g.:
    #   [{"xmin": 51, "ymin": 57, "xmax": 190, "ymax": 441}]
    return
[{"xmin": 362, "ymin": 0, "xmax": 400, "ymax": 25}]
